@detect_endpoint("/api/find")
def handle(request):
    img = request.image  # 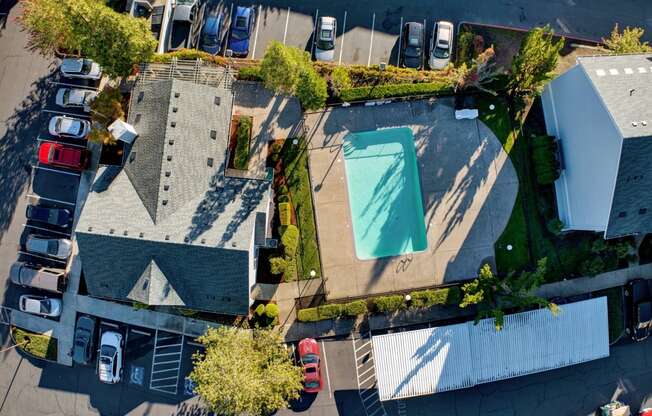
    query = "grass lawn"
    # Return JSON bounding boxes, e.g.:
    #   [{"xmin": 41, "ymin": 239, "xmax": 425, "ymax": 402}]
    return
[
  {"xmin": 276, "ymin": 138, "xmax": 322, "ymax": 280},
  {"xmin": 233, "ymin": 116, "xmax": 252, "ymax": 170},
  {"xmin": 592, "ymin": 287, "xmax": 625, "ymax": 343},
  {"xmin": 12, "ymin": 327, "xmax": 57, "ymax": 360}
]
